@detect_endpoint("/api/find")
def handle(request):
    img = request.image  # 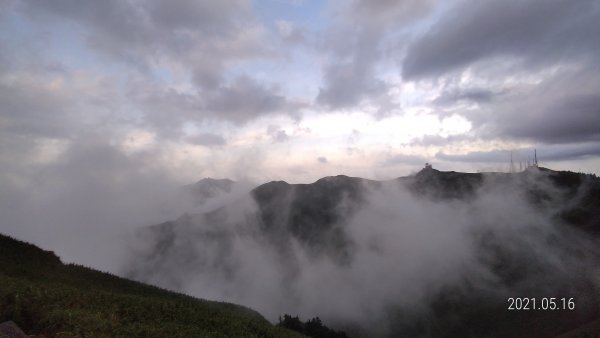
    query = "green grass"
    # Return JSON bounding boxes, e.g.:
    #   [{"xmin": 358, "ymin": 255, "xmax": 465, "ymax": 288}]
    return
[{"xmin": 0, "ymin": 233, "xmax": 304, "ymax": 337}]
